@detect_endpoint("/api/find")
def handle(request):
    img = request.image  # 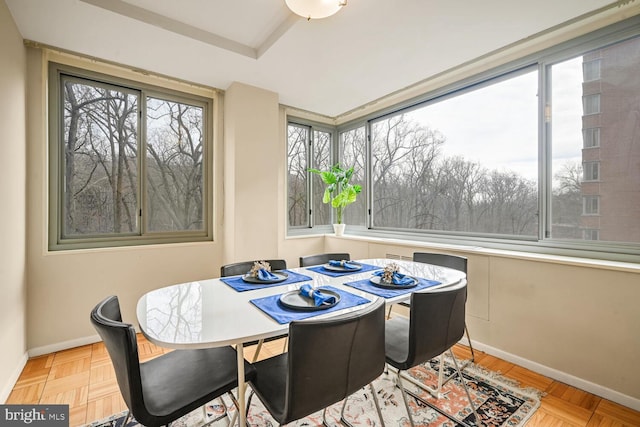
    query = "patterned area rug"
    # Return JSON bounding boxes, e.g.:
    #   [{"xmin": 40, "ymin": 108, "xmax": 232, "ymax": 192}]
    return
[{"xmin": 85, "ymin": 359, "xmax": 542, "ymax": 427}]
